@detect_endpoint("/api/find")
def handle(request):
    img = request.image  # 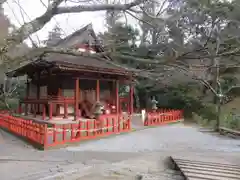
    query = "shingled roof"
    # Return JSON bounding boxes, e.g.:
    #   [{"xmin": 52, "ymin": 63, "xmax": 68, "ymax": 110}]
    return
[{"xmin": 7, "ymin": 24, "xmax": 132, "ymax": 77}]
